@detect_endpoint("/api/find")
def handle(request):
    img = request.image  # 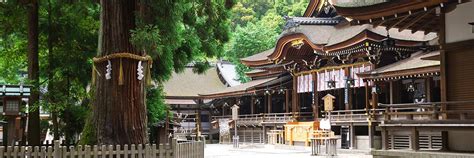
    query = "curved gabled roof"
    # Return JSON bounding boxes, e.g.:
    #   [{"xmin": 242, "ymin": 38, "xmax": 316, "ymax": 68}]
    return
[
  {"xmin": 333, "ymin": 0, "xmax": 452, "ymax": 20},
  {"xmin": 163, "ymin": 67, "xmax": 228, "ymax": 98},
  {"xmin": 358, "ymin": 51, "xmax": 440, "ymax": 81},
  {"xmin": 240, "ymin": 48, "xmax": 274, "ymax": 66},
  {"xmin": 216, "ymin": 61, "xmax": 241, "ymax": 87},
  {"xmin": 199, "ymin": 77, "xmax": 278, "ymax": 99}
]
